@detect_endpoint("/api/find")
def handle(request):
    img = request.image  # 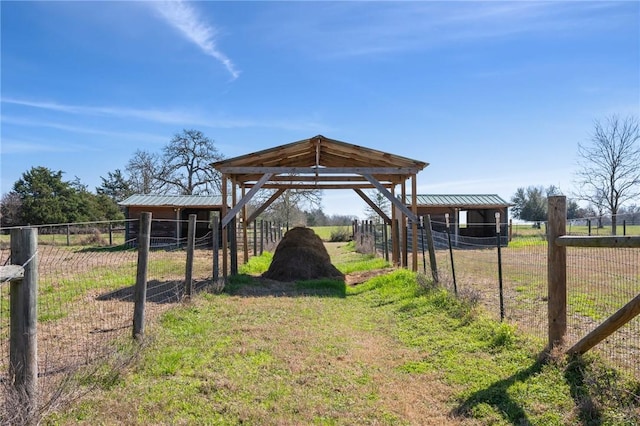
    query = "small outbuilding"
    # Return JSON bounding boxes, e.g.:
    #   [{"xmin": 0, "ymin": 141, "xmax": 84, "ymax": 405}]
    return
[
  {"xmin": 409, "ymin": 194, "xmax": 511, "ymax": 246},
  {"xmin": 119, "ymin": 194, "xmax": 225, "ymax": 244}
]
